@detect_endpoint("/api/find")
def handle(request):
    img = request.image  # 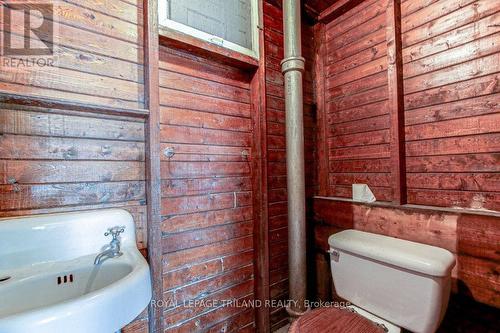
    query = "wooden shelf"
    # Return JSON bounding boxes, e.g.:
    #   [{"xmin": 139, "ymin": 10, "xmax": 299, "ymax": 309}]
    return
[
  {"xmin": 159, "ymin": 25, "xmax": 259, "ymax": 70},
  {"xmin": 0, "ymin": 92, "xmax": 149, "ymax": 118},
  {"xmin": 314, "ymin": 196, "xmax": 500, "ymax": 218}
]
